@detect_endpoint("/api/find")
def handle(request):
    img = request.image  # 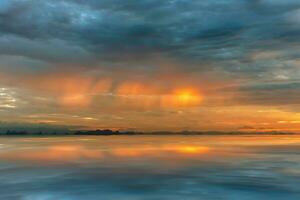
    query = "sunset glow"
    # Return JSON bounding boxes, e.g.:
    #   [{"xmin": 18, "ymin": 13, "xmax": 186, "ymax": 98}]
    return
[
  {"xmin": 0, "ymin": 0, "xmax": 299, "ymax": 132},
  {"xmin": 172, "ymin": 89, "xmax": 203, "ymax": 106},
  {"xmin": 1, "ymin": 1, "xmax": 300, "ymax": 199}
]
